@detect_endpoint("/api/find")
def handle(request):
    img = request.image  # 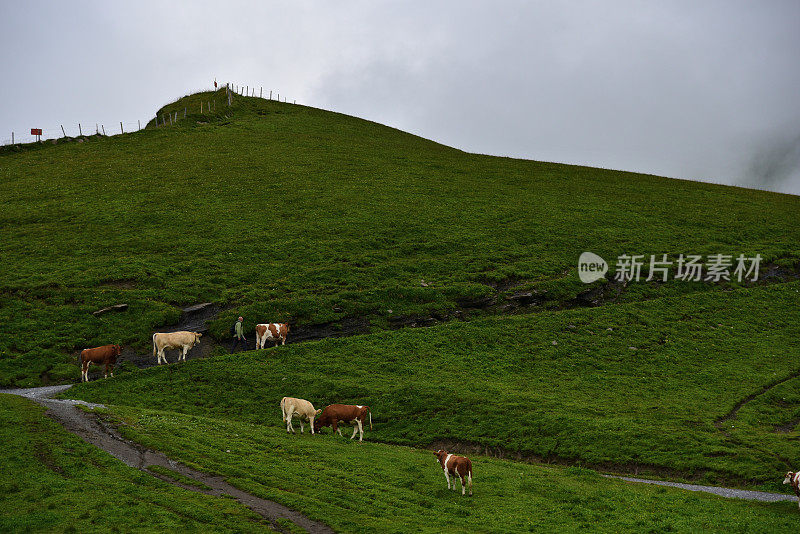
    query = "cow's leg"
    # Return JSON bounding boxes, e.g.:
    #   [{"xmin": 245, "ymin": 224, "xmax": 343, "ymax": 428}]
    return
[
  {"xmin": 81, "ymin": 362, "xmax": 87, "ymax": 382},
  {"xmin": 460, "ymin": 474, "xmax": 466, "ymax": 495},
  {"xmin": 299, "ymin": 418, "xmax": 305, "ymax": 434},
  {"xmin": 104, "ymin": 362, "xmax": 108, "ymax": 379},
  {"xmin": 443, "ymin": 468, "xmax": 450, "ymax": 490},
  {"xmin": 333, "ymin": 420, "xmax": 340, "ymax": 436},
  {"xmin": 285, "ymin": 408, "xmax": 294, "ymax": 433},
  {"xmin": 310, "ymin": 416, "xmax": 315, "ymax": 435},
  {"xmin": 468, "ymin": 471, "xmax": 473, "ymax": 496},
  {"xmin": 351, "ymin": 419, "xmax": 363, "ymax": 441}
]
